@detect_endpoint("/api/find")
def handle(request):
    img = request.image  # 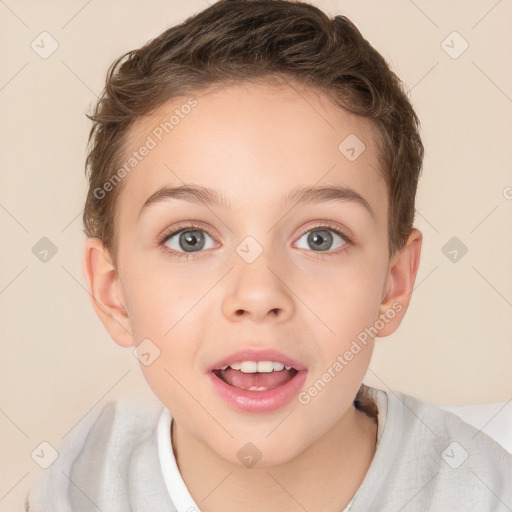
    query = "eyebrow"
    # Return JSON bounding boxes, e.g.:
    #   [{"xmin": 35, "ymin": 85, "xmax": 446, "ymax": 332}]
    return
[{"xmin": 137, "ymin": 183, "xmax": 374, "ymax": 219}]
